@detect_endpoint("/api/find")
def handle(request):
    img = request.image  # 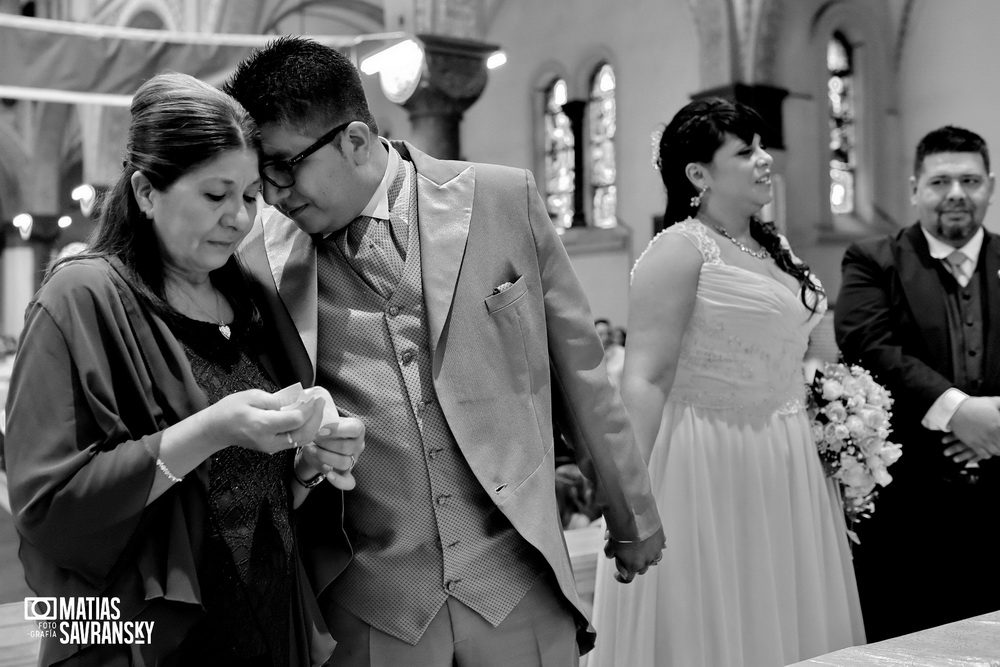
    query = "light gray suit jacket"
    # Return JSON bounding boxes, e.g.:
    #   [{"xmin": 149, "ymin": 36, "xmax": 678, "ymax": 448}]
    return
[{"xmin": 239, "ymin": 141, "xmax": 661, "ymax": 651}]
